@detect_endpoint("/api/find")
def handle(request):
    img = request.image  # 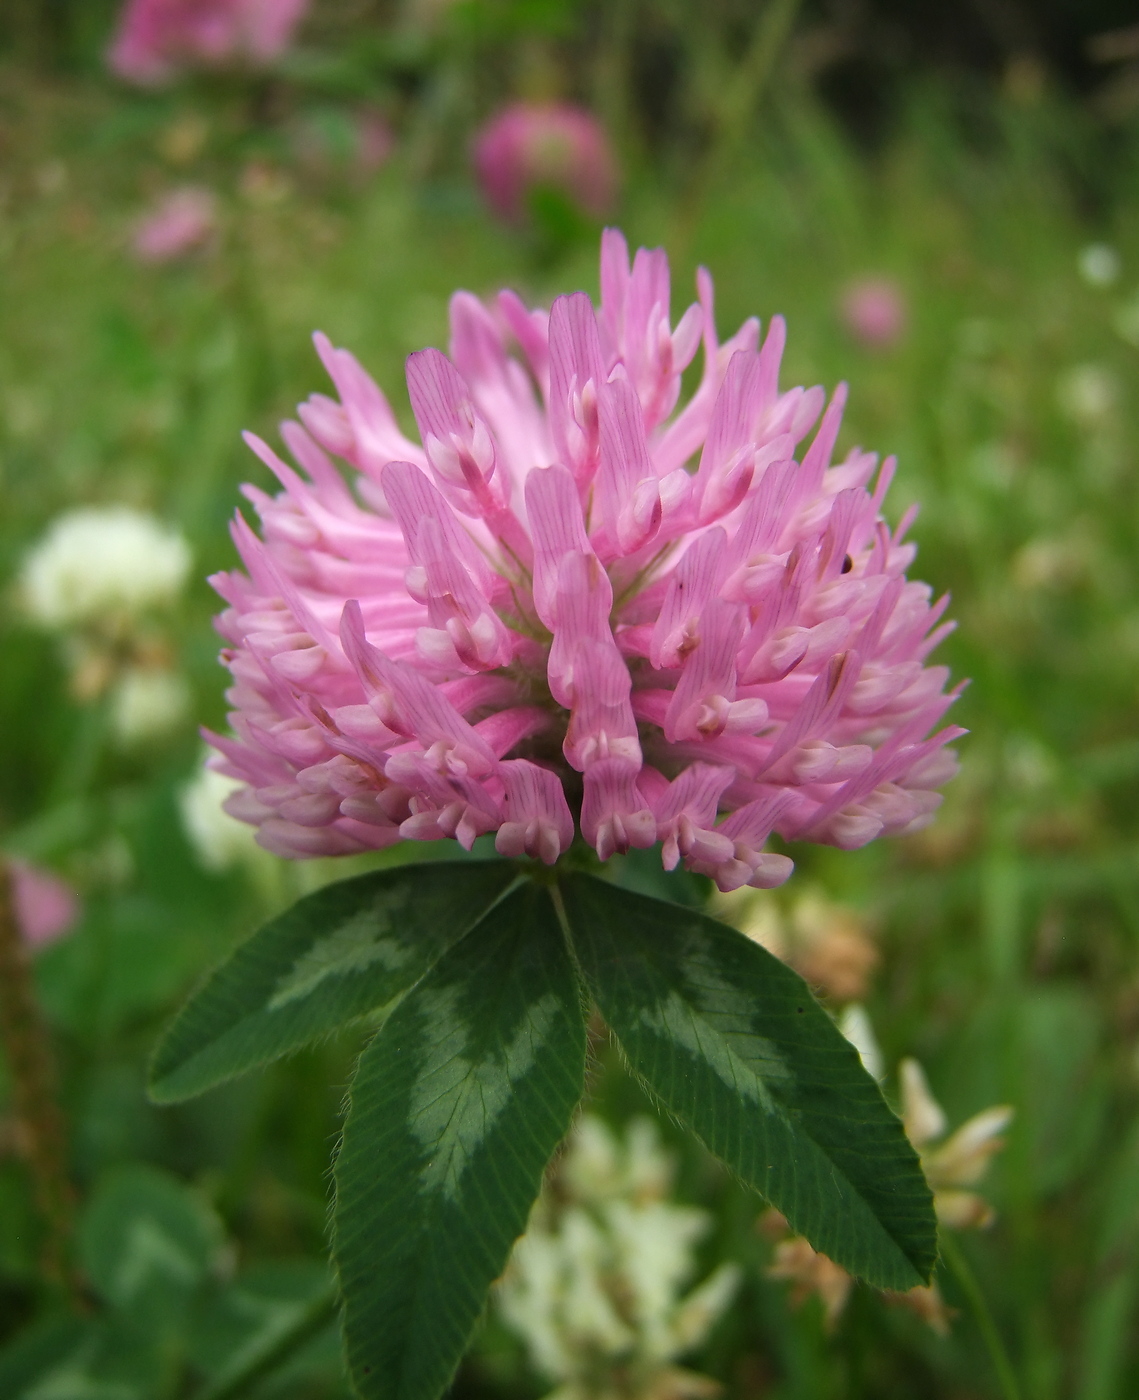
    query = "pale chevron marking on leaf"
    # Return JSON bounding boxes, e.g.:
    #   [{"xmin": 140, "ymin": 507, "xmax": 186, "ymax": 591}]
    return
[
  {"xmin": 561, "ymin": 873, "xmax": 937, "ymax": 1290},
  {"xmin": 636, "ymin": 985, "xmax": 787, "ymax": 1115},
  {"xmin": 680, "ymin": 946, "xmax": 796, "ymax": 1087},
  {"xmin": 407, "ymin": 987, "xmax": 562, "ymax": 1200},
  {"xmin": 107, "ymin": 1218, "xmax": 201, "ymax": 1301},
  {"xmin": 268, "ymin": 900, "xmax": 415, "ymax": 1010}
]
